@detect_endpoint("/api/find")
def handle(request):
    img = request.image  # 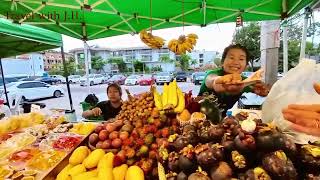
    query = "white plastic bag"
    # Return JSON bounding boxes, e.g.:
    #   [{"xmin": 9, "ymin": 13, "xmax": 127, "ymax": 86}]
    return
[{"xmin": 262, "ymin": 59, "xmax": 320, "ymax": 144}]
